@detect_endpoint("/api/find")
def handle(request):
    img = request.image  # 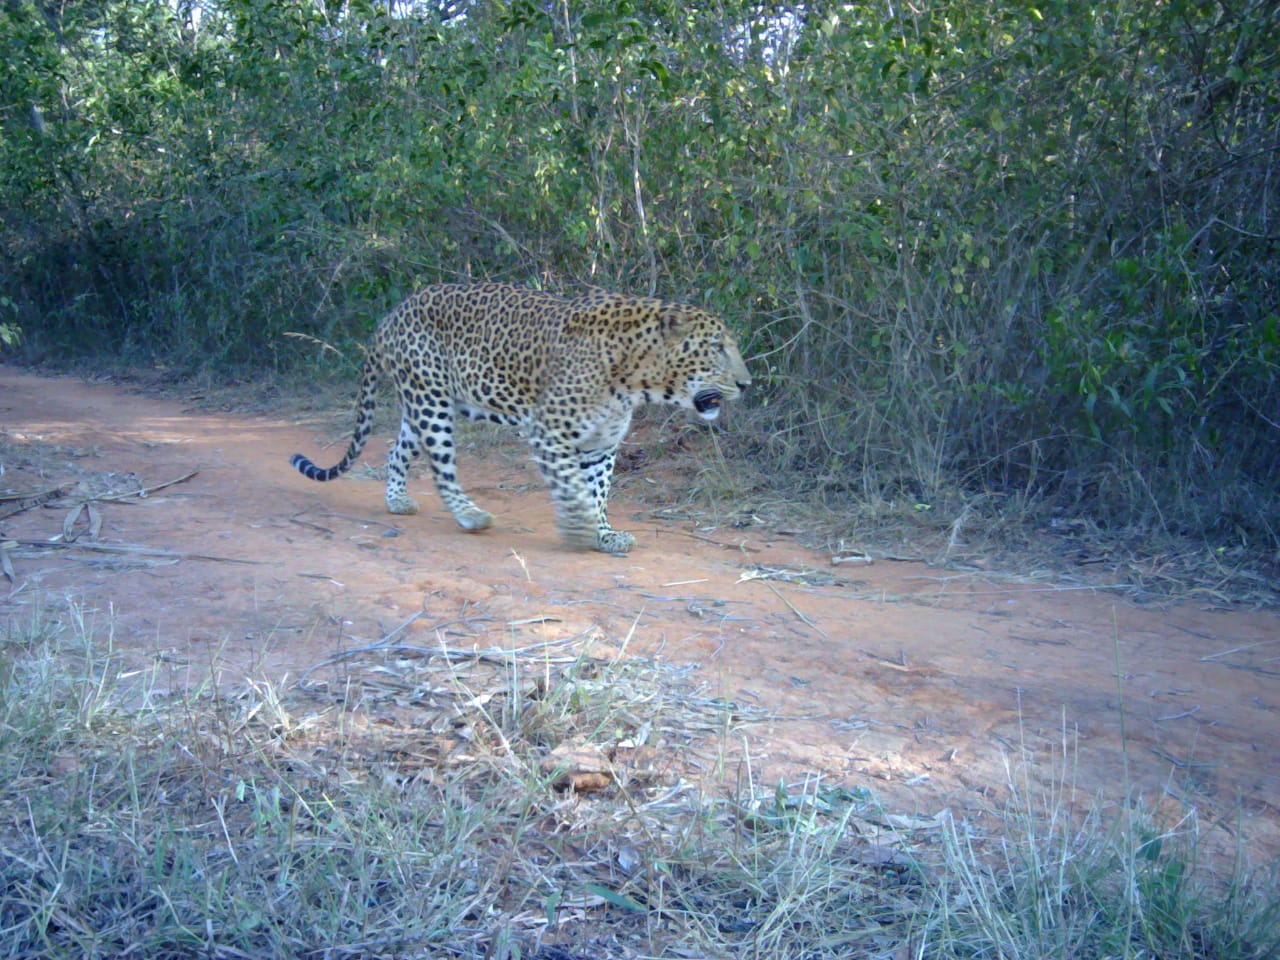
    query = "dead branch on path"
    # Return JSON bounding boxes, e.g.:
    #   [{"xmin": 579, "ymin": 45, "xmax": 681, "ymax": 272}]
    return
[{"xmin": 7, "ymin": 538, "xmax": 260, "ymax": 565}]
